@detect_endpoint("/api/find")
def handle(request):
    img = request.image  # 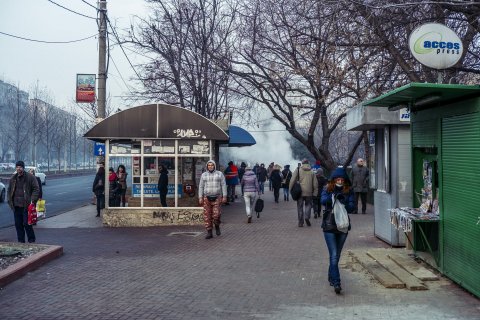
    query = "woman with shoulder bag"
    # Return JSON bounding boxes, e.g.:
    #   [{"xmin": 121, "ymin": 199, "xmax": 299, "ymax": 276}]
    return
[{"xmin": 320, "ymin": 166, "xmax": 355, "ymax": 294}]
